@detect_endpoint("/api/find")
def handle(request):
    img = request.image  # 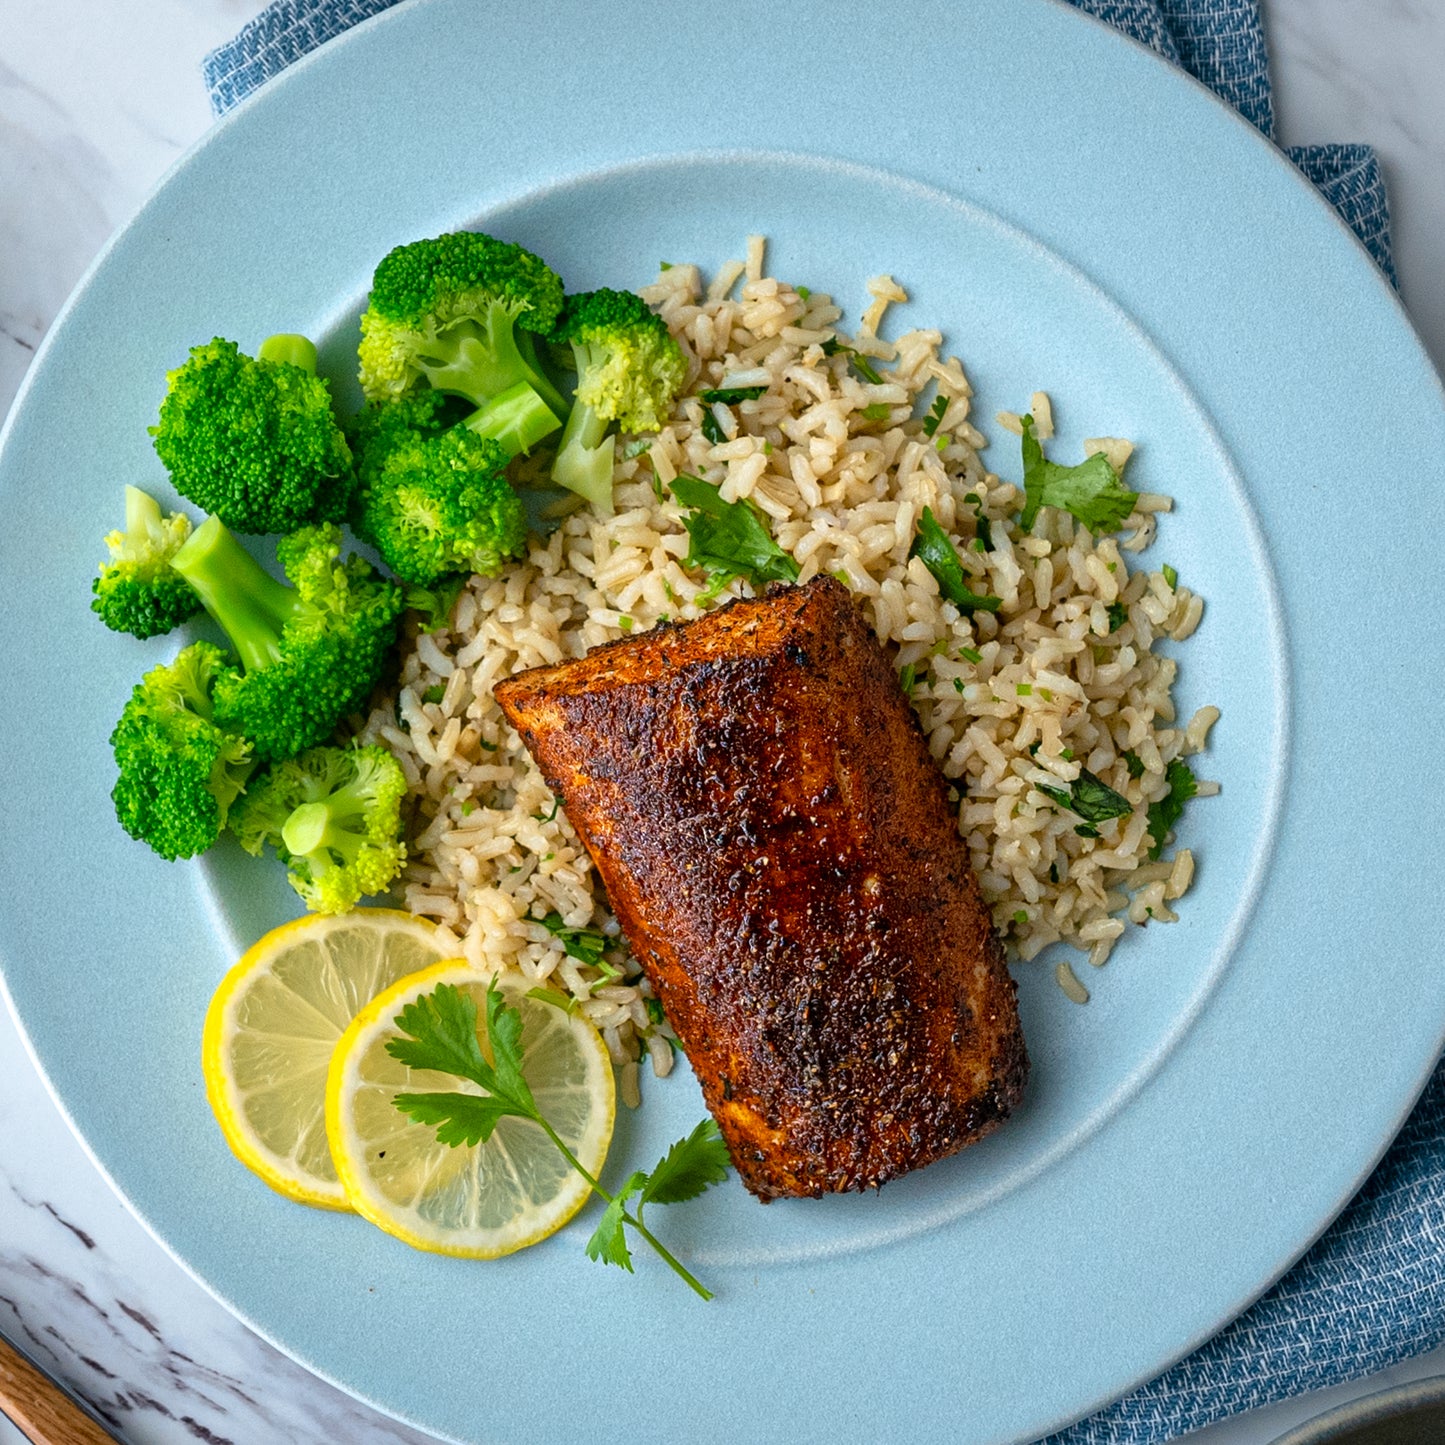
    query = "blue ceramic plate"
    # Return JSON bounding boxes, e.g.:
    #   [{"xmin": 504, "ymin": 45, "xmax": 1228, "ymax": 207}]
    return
[{"xmin": 1, "ymin": 2, "xmax": 1442, "ymax": 1441}]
